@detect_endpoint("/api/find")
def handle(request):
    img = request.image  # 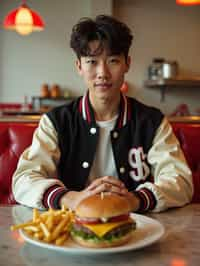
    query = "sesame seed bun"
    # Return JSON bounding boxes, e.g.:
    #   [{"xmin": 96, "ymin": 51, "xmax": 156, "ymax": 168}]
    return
[{"xmin": 75, "ymin": 193, "xmax": 132, "ymax": 218}]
